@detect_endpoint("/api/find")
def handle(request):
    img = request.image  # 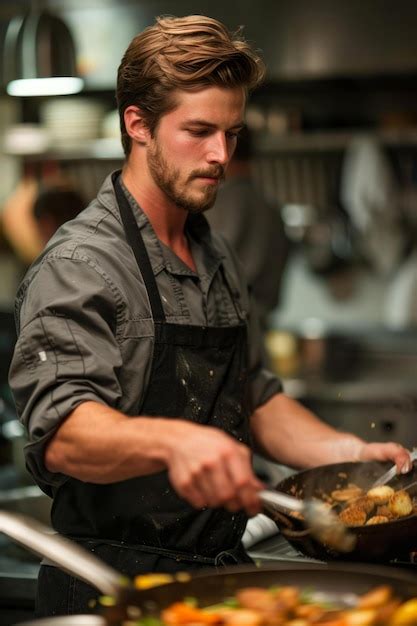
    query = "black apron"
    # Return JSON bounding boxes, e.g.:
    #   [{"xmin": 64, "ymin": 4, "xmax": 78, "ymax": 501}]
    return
[{"xmin": 36, "ymin": 173, "xmax": 253, "ymax": 617}]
